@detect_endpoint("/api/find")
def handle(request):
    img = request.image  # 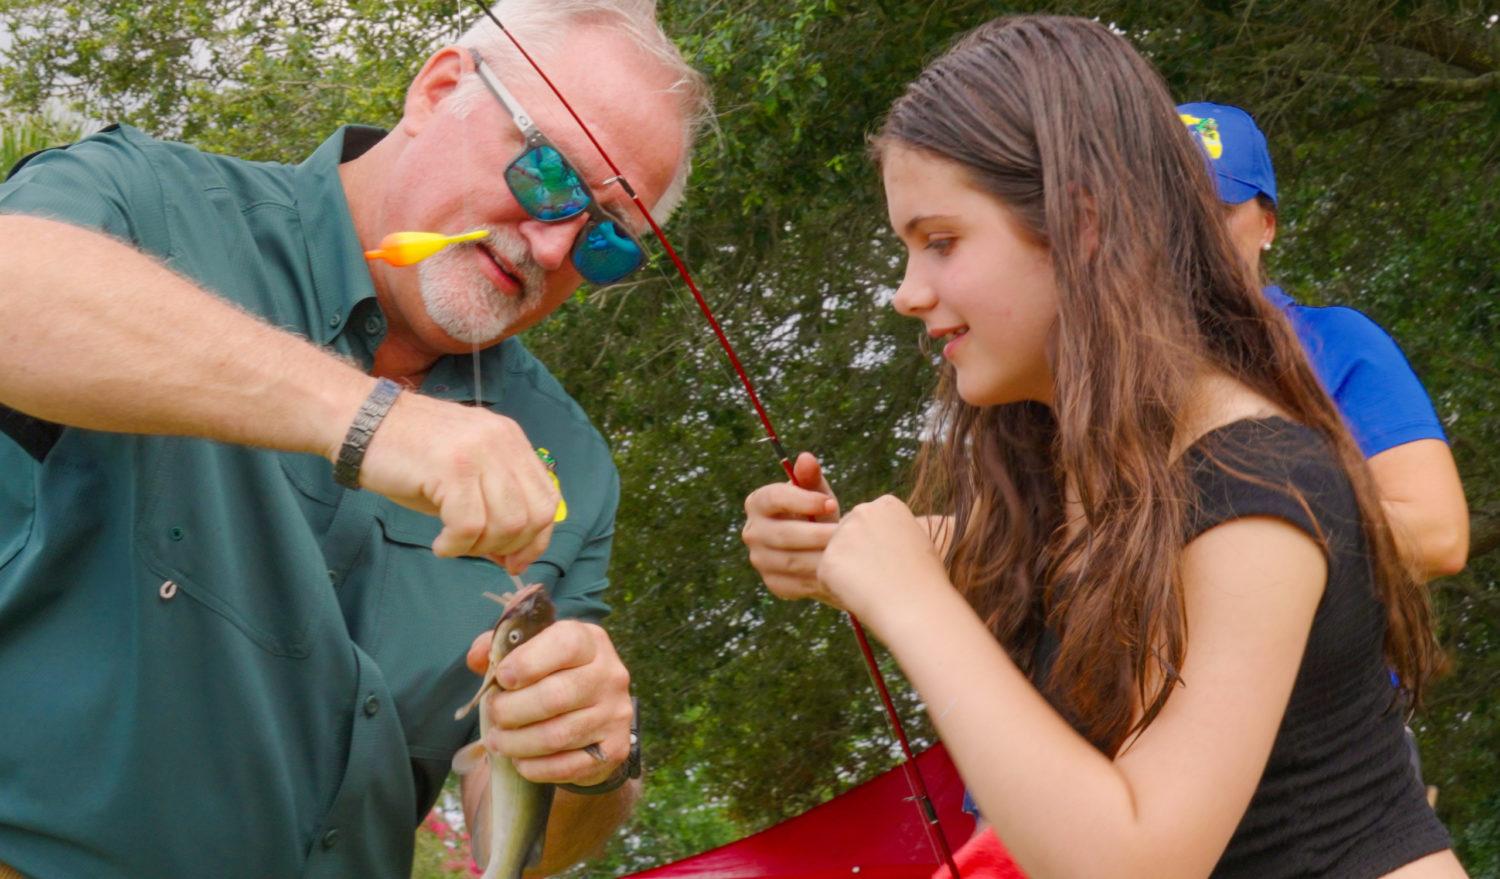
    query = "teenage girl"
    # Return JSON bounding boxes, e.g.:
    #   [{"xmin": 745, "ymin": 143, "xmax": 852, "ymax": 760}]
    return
[{"xmin": 740, "ymin": 16, "xmax": 1464, "ymax": 878}]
